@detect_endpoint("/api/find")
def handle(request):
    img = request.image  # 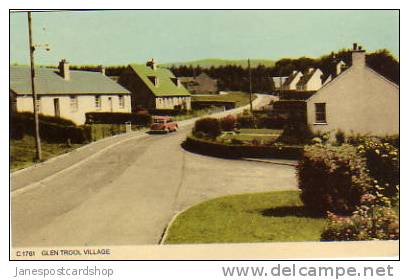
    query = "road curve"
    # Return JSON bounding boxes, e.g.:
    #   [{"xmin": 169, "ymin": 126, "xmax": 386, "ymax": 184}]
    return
[{"xmin": 11, "ymin": 94, "xmax": 297, "ymax": 247}]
